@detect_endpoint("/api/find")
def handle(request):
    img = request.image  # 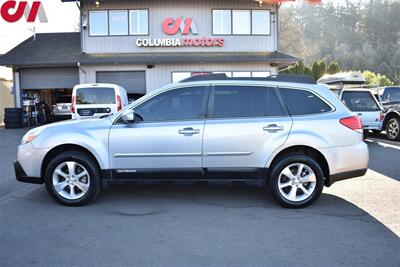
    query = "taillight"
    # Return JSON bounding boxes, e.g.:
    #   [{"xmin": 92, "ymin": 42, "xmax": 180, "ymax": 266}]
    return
[
  {"xmin": 380, "ymin": 112, "xmax": 385, "ymax": 122},
  {"xmin": 340, "ymin": 116, "xmax": 363, "ymax": 132},
  {"xmin": 71, "ymin": 96, "xmax": 75, "ymax": 113},
  {"xmin": 117, "ymin": 95, "xmax": 122, "ymax": 112}
]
